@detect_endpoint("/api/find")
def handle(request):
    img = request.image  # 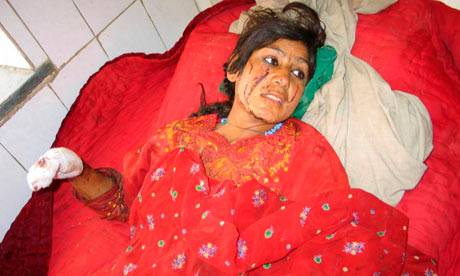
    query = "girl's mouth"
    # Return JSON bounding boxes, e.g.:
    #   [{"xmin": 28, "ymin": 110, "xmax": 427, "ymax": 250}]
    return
[{"xmin": 262, "ymin": 93, "xmax": 284, "ymax": 105}]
